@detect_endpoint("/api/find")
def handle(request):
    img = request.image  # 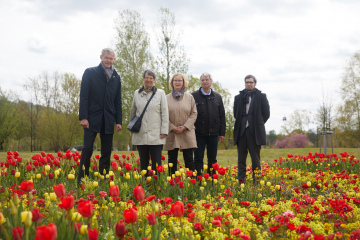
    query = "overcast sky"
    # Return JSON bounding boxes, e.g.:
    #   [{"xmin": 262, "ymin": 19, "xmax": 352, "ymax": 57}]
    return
[{"xmin": 1, "ymin": 0, "xmax": 359, "ymax": 134}]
